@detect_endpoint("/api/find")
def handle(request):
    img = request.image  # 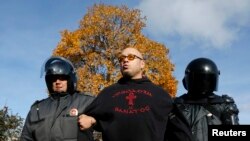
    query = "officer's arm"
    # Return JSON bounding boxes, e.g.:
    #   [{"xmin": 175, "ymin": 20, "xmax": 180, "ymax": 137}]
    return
[
  {"xmin": 164, "ymin": 104, "xmax": 193, "ymax": 141},
  {"xmin": 20, "ymin": 111, "xmax": 34, "ymax": 141},
  {"xmin": 222, "ymin": 95, "xmax": 240, "ymax": 125}
]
